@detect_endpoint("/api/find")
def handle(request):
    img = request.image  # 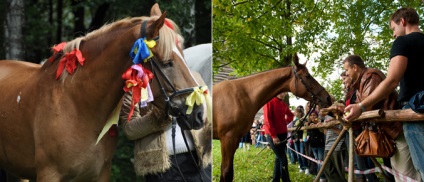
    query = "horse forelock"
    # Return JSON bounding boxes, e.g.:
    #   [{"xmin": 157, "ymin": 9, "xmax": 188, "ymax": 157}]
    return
[{"xmin": 155, "ymin": 17, "xmax": 184, "ymax": 61}]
